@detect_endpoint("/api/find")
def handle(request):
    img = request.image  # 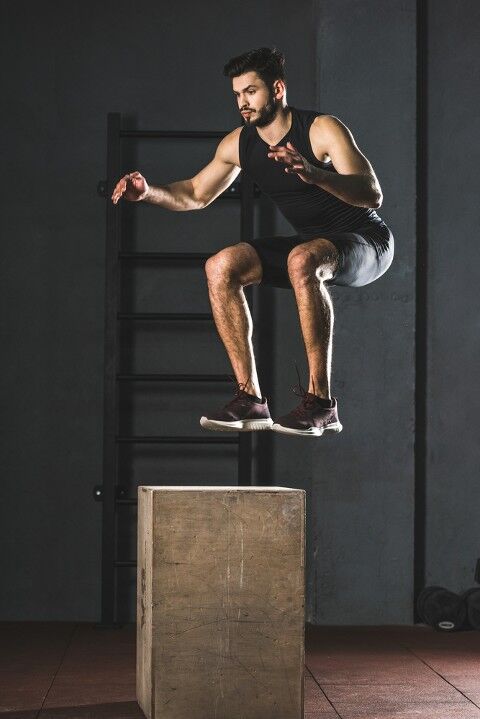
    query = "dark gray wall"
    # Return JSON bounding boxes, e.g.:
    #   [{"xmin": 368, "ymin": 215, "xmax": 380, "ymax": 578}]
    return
[
  {"xmin": 1, "ymin": 0, "xmax": 477, "ymax": 623},
  {"xmin": 255, "ymin": 0, "xmax": 417, "ymax": 623},
  {"xmin": 309, "ymin": 0, "xmax": 417, "ymax": 622},
  {"xmin": 425, "ymin": 1, "xmax": 480, "ymax": 592},
  {"xmin": 0, "ymin": 0, "xmax": 319, "ymax": 622}
]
